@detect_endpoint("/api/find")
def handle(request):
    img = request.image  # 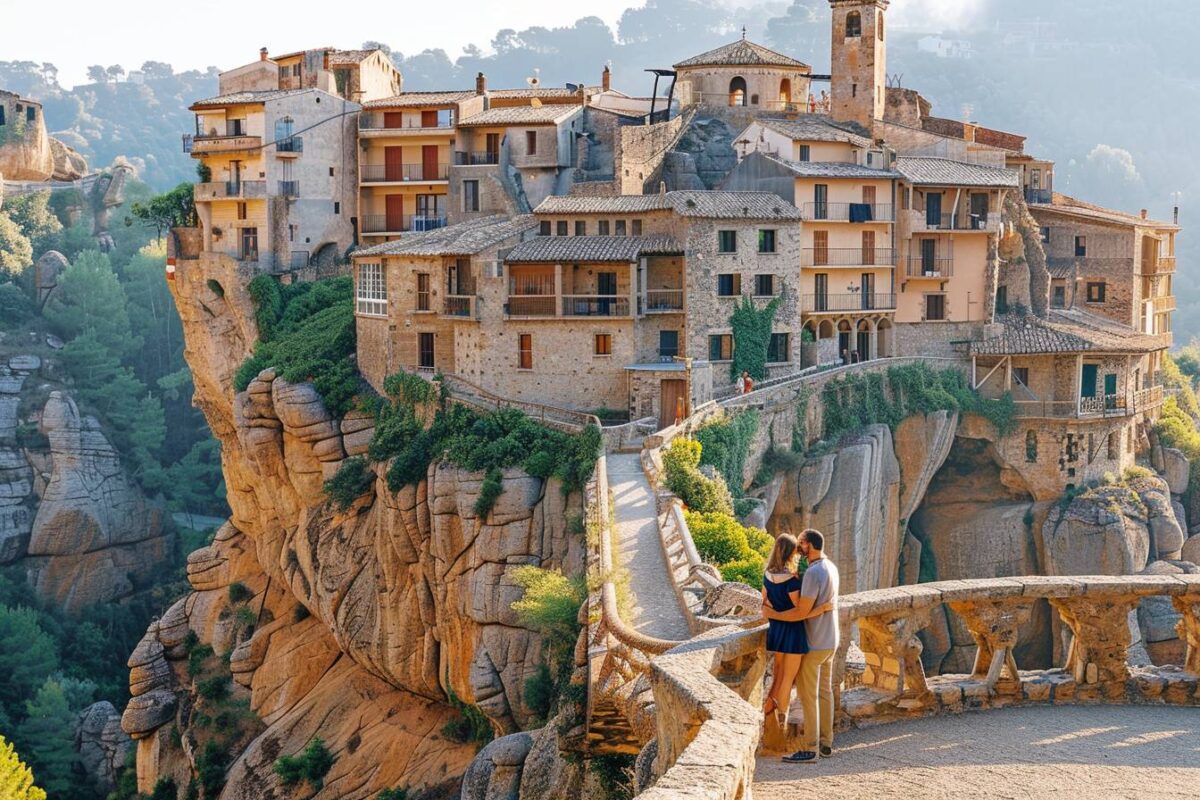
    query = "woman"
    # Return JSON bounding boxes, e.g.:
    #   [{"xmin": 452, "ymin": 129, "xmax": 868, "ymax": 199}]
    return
[
  {"xmin": 742, "ymin": 370, "xmax": 754, "ymax": 394},
  {"xmin": 761, "ymin": 534, "xmax": 831, "ymax": 722}
]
